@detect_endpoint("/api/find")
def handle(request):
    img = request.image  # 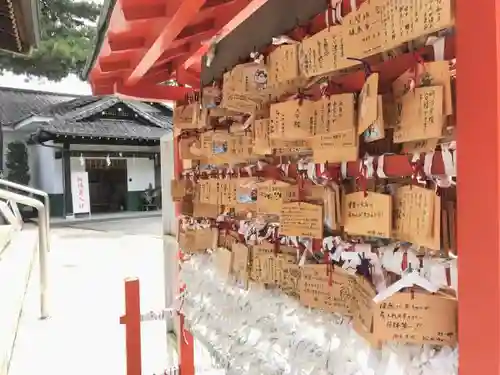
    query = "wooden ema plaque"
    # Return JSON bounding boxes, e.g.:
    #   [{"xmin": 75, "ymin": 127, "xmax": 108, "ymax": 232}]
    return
[
  {"xmin": 343, "ymin": 192, "xmax": 392, "ymax": 238},
  {"xmin": 373, "ymin": 291, "xmax": 457, "ymax": 346},
  {"xmin": 280, "ymin": 202, "xmax": 323, "ymax": 238},
  {"xmin": 299, "ymin": 264, "xmax": 352, "ymax": 316}
]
